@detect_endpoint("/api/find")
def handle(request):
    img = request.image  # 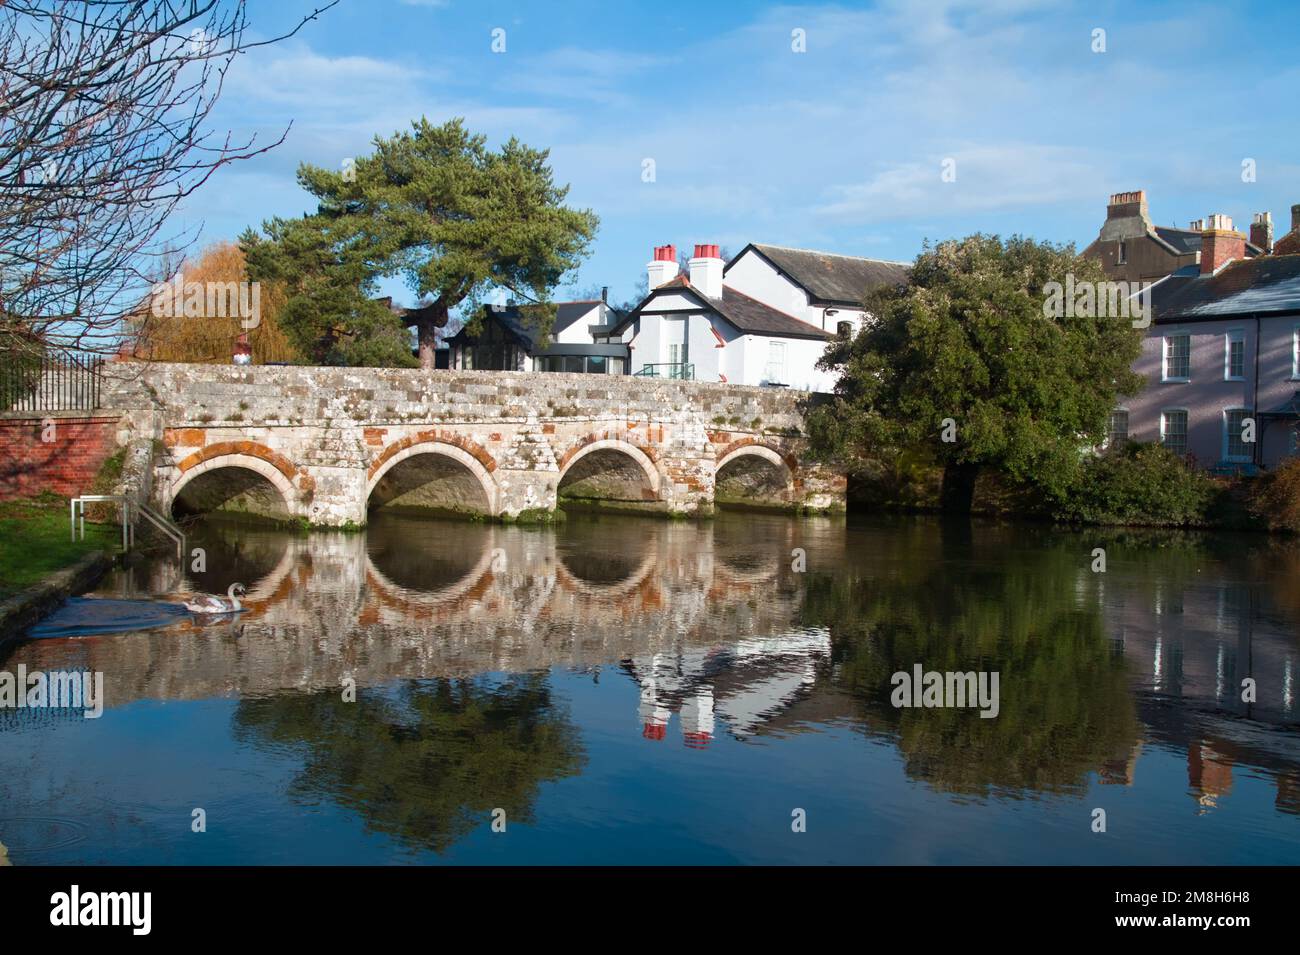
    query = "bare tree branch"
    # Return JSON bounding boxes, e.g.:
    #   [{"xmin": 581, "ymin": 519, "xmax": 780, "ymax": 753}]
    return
[{"xmin": 0, "ymin": 0, "xmax": 338, "ymax": 359}]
